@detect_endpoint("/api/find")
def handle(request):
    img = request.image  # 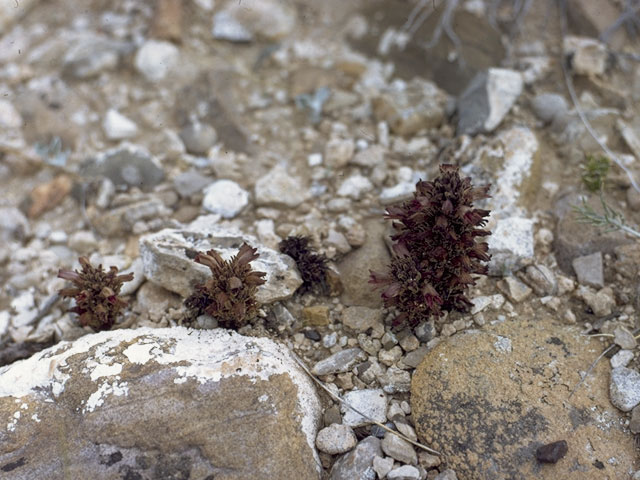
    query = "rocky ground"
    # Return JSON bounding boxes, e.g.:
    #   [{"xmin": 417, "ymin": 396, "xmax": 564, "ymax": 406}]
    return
[{"xmin": 1, "ymin": 0, "xmax": 640, "ymax": 479}]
